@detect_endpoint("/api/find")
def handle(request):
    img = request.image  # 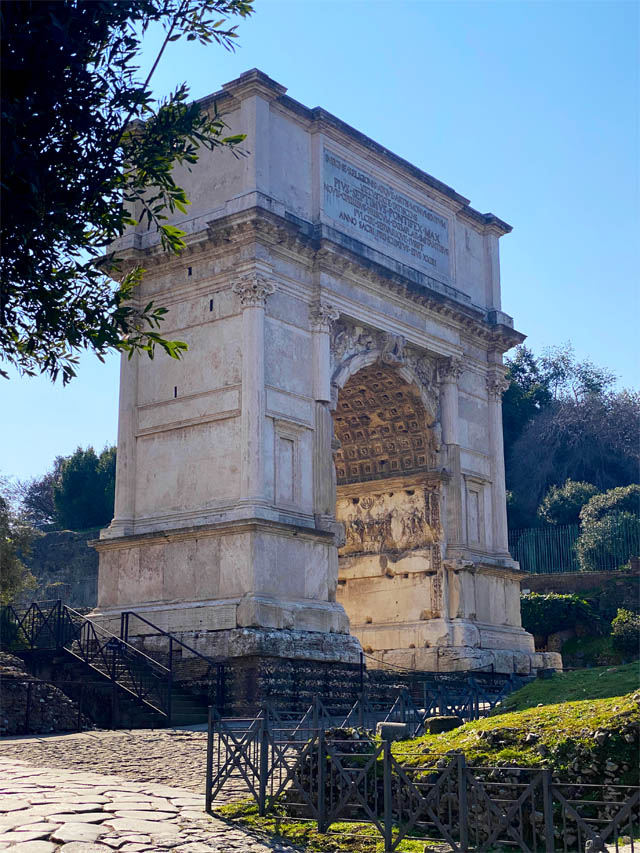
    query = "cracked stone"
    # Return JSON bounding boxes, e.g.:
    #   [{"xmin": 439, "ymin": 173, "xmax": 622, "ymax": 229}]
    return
[{"xmin": 50, "ymin": 822, "xmax": 106, "ymax": 844}]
